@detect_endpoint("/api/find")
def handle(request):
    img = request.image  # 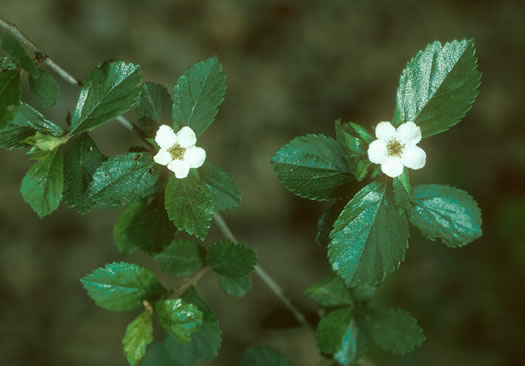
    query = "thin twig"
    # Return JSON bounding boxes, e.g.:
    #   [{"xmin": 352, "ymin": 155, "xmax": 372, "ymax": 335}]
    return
[{"xmin": 169, "ymin": 266, "xmax": 211, "ymax": 299}]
